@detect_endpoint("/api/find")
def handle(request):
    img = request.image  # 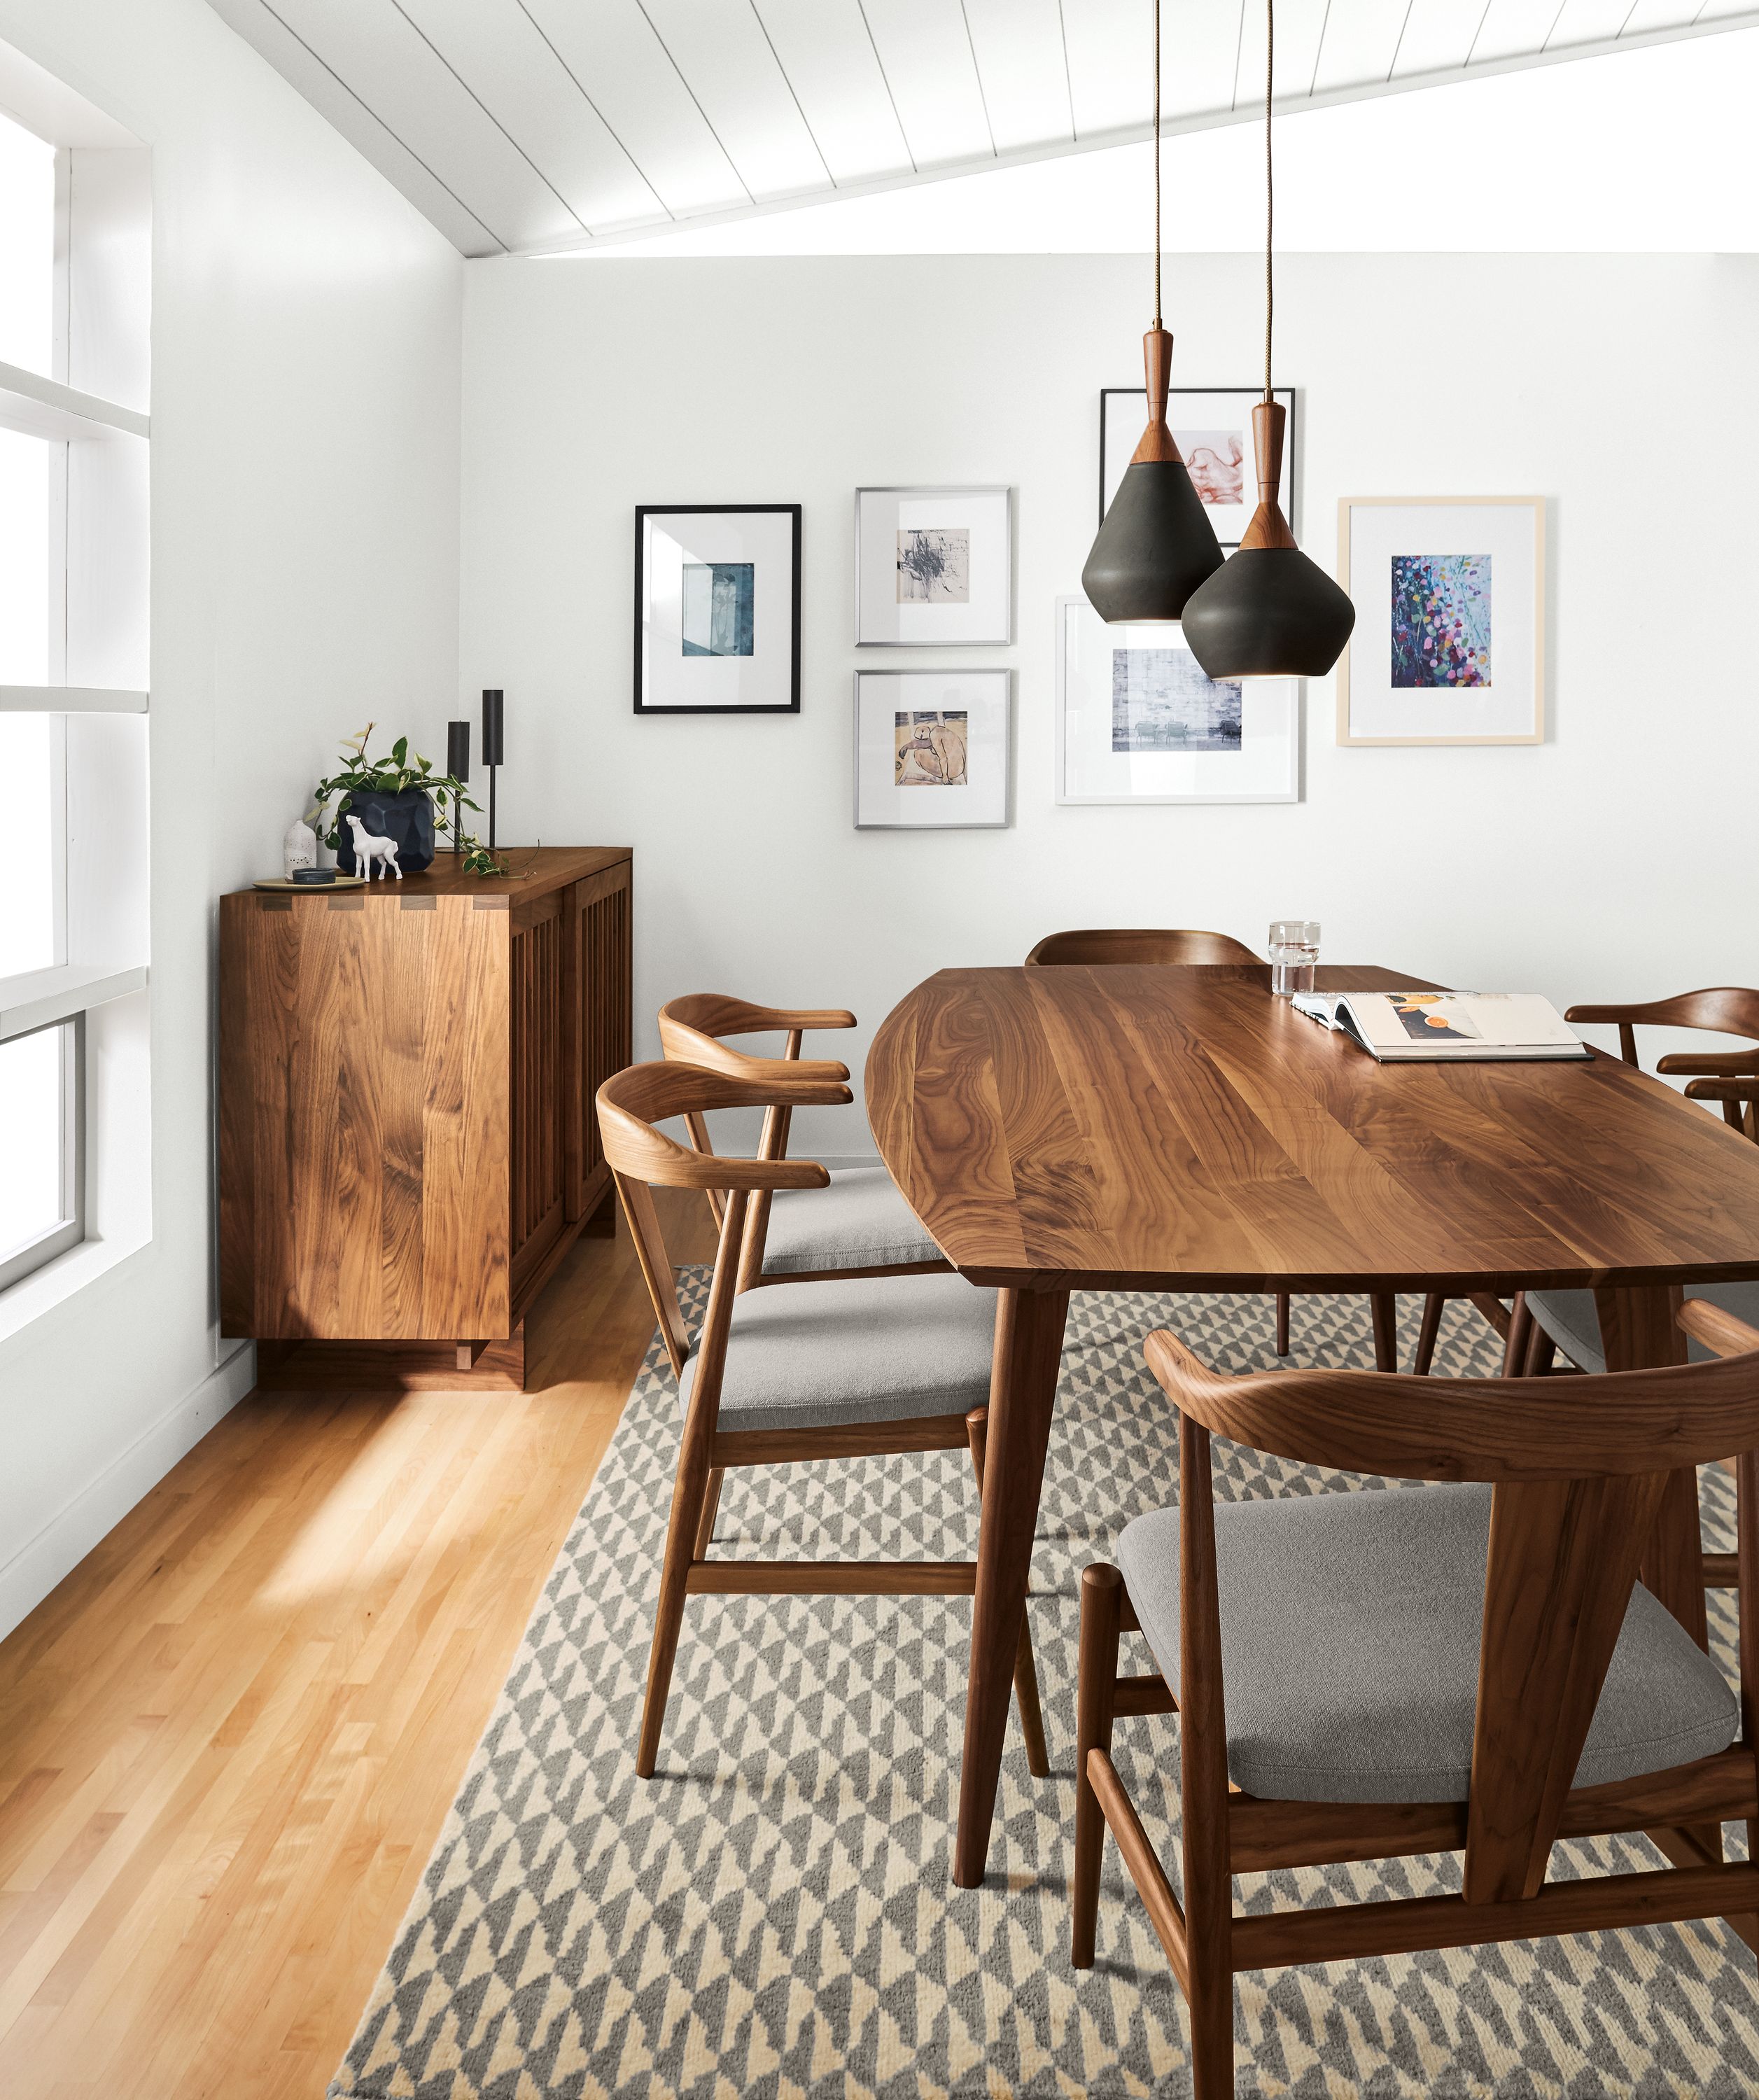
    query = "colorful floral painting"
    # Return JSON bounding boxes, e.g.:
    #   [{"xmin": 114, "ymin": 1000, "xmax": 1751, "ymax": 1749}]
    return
[{"xmin": 1389, "ymin": 554, "xmax": 1491, "ymax": 687}]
